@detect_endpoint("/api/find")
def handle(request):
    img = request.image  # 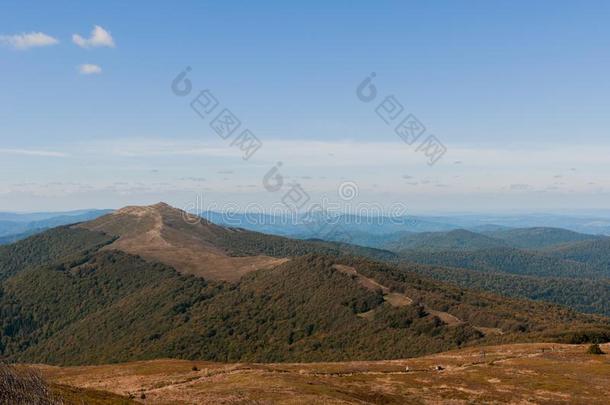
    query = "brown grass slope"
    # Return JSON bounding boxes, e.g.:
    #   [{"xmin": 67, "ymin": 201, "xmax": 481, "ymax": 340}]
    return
[
  {"xmin": 78, "ymin": 202, "xmax": 286, "ymax": 282},
  {"xmin": 37, "ymin": 343, "xmax": 610, "ymax": 404}
]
